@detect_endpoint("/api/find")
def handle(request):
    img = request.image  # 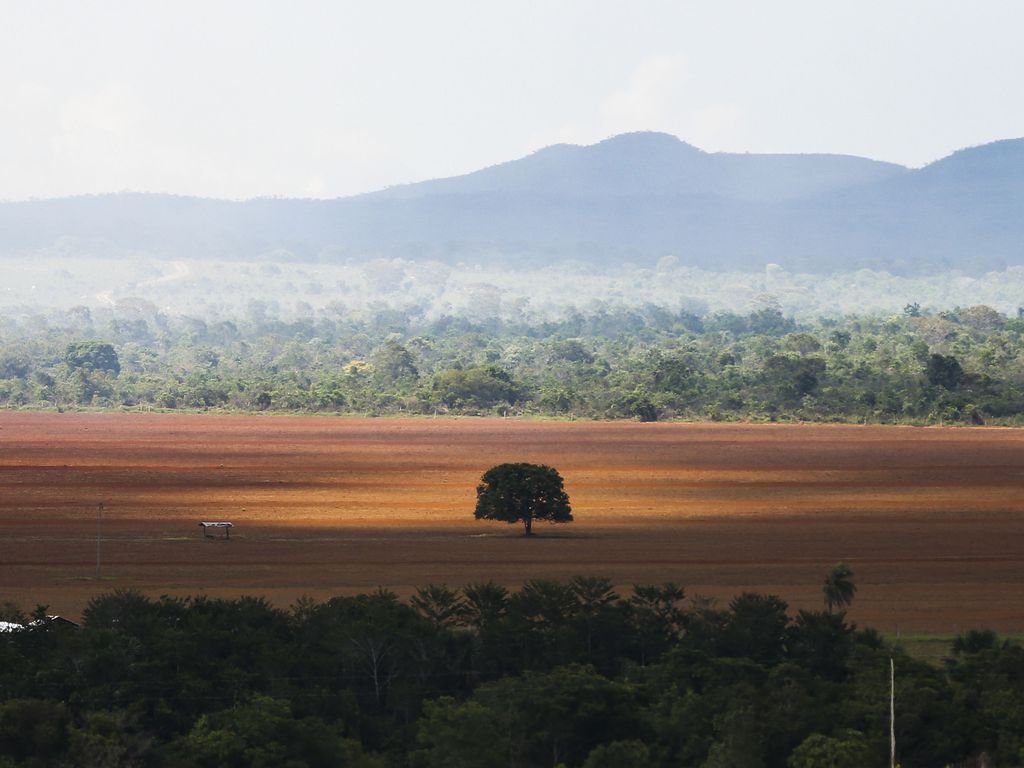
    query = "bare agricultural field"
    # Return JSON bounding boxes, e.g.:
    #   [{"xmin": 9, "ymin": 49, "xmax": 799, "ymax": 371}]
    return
[{"xmin": 1, "ymin": 412, "xmax": 1023, "ymax": 633}]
